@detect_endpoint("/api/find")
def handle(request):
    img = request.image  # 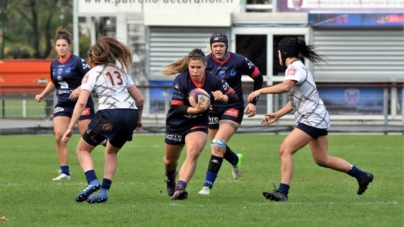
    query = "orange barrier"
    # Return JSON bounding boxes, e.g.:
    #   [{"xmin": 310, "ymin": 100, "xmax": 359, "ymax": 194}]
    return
[{"xmin": 0, "ymin": 60, "xmax": 52, "ymax": 93}]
